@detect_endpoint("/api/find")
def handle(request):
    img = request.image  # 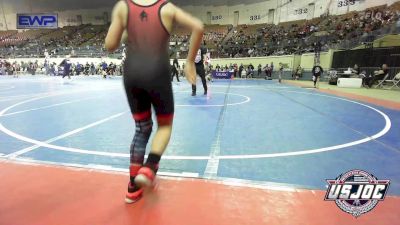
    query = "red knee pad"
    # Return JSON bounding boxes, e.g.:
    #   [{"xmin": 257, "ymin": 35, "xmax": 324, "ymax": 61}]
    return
[{"xmin": 133, "ymin": 111, "xmax": 151, "ymax": 121}]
